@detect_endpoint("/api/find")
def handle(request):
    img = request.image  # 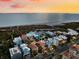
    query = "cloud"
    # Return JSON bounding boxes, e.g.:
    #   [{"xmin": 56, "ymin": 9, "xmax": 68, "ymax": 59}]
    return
[
  {"xmin": 11, "ymin": 4, "xmax": 25, "ymax": 8},
  {"xmin": 0, "ymin": 0, "xmax": 12, "ymax": 2}
]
